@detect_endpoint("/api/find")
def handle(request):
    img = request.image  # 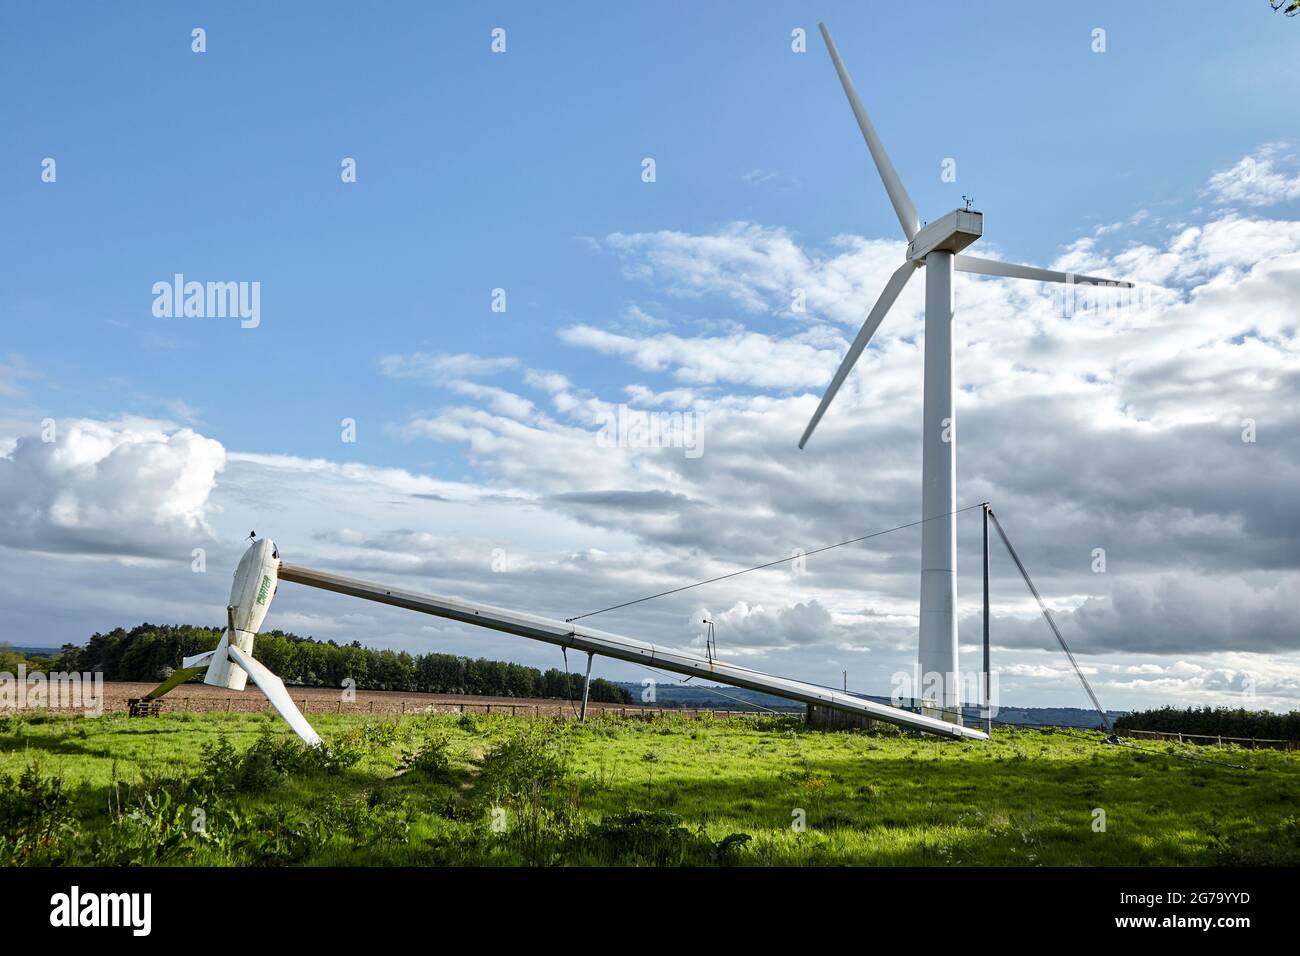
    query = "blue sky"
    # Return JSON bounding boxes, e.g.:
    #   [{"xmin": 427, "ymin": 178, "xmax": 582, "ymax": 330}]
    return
[
  {"xmin": 3, "ymin": 4, "xmax": 1294, "ymax": 469},
  {"xmin": 2, "ymin": 4, "xmax": 1299, "ymax": 712}
]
